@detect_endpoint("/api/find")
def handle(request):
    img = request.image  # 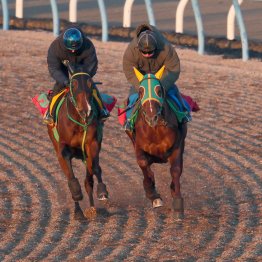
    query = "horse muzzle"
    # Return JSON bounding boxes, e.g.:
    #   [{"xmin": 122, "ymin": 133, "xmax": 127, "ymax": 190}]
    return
[
  {"xmin": 144, "ymin": 114, "xmax": 159, "ymax": 127},
  {"xmin": 78, "ymin": 109, "xmax": 92, "ymax": 120}
]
